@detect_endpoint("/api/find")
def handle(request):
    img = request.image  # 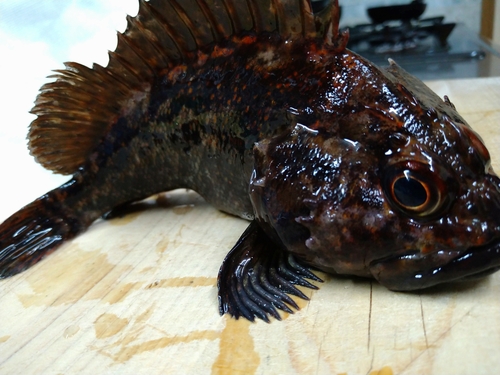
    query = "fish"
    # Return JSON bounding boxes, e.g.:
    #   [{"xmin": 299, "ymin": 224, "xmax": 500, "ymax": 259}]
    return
[{"xmin": 1, "ymin": 0, "xmax": 500, "ymax": 323}]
